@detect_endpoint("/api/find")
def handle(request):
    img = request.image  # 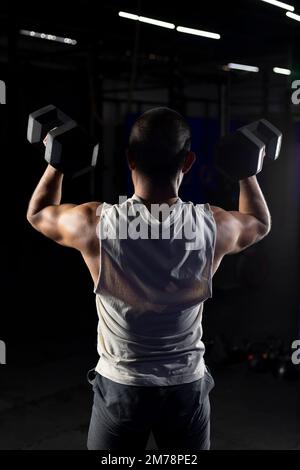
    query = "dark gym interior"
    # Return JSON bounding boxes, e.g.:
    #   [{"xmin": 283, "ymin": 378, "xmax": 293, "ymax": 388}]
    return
[{"xmin": 1, "ymin": 0, "xmax": 300, "ymax": 450}]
